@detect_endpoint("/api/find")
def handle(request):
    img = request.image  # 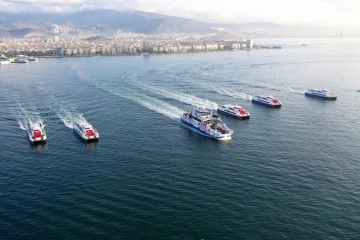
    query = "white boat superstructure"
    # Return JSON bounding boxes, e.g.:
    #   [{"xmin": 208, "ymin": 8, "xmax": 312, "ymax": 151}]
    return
[
  {"xmin": 0, "ymin": 59, "xmax": 11, "ymax": 65},
  {"xmin": 181, "ymin": 108, "xmax": 233, "ymax": 141},
  {"xmin": 27, "ymin": 122, "xmax": 47, "ymax": 144},
  {"xmin": 73, "ymin": 120, "xmax": 99, "ymax": 142},
  {"xmin": 305, "ymin": 89, "xmax": 337, "ymax": 100},
  {"xmin": 14, "ymin": 58, "xmax": 29, "ymax": 63},
  {"xmin": 217, "ymin": 104, "xmax": 250, "ymax": 119},
  {"xmin": 0, "ymin": 56, "xmax": 11, "ymax": 65}
]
